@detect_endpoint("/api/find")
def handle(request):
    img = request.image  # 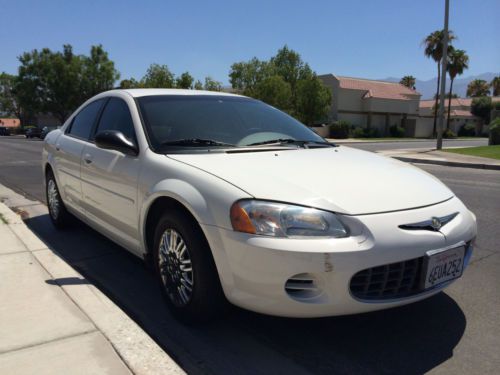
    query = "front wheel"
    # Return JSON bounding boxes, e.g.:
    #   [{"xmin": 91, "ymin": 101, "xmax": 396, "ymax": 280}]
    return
[
  {"xmin": 46, "ymin": 170, "xmax": 71, "ymax": 228},
  {"xmin": 153, "ymin": 210, "xmax": 226, "ymax": 323}
]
